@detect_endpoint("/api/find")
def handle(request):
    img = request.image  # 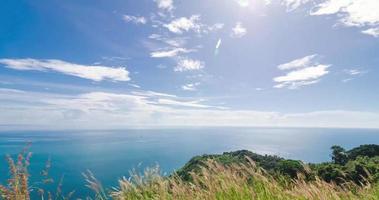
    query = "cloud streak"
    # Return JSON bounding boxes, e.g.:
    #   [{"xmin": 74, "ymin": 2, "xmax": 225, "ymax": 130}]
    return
[
  {"xmin": 150, "ymin": 48, "xmax": 195, "ymax": 58},
  {"xmin": 123, "ymin": 15, "xmax": 147, "ymax": 24},
  {"xmin": 175, "ymin": 58, "xmax": 204, "ymax": 72},
  {"xmin": 1, "ymin": 88, "xmax": 378, "ymax": 129},
  {"xmin": 0, "ymin": 58, "xmax": 130, "ymax": 82},
  {"xmin": 274, "ymin": 55, "xmax": 330, "ymax": 89},
  {"xmin": 182, "ymin": 82, "xmax": 200, "ymax": 91},
  {"xmin": 362, "ymin": 28, "xmax": 379, "ymax": 37}
]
